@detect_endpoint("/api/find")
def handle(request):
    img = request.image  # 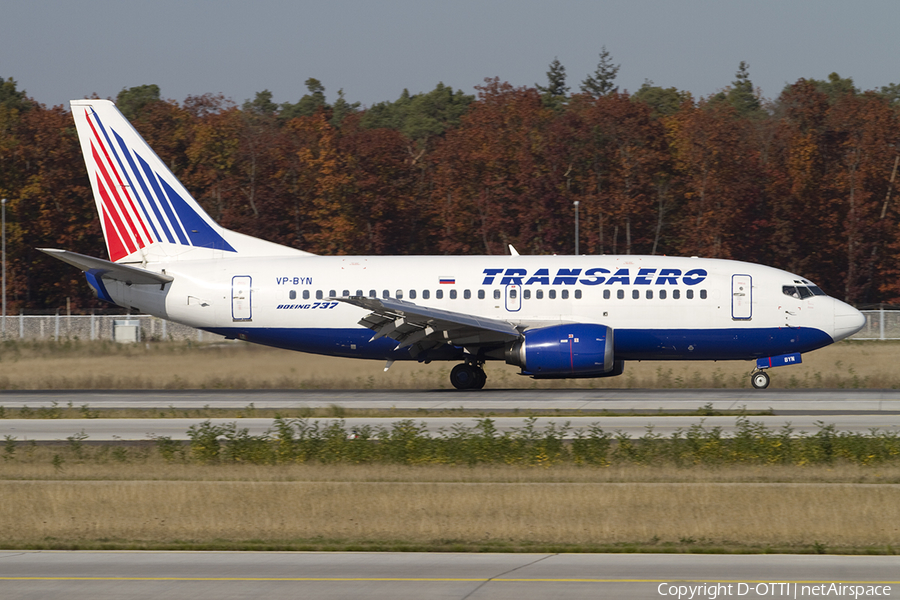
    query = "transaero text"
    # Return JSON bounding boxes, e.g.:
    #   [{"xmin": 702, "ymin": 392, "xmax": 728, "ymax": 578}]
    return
[{"xmin": 482, "ymin": 267, "xmax": 708, "ymax": 286}]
